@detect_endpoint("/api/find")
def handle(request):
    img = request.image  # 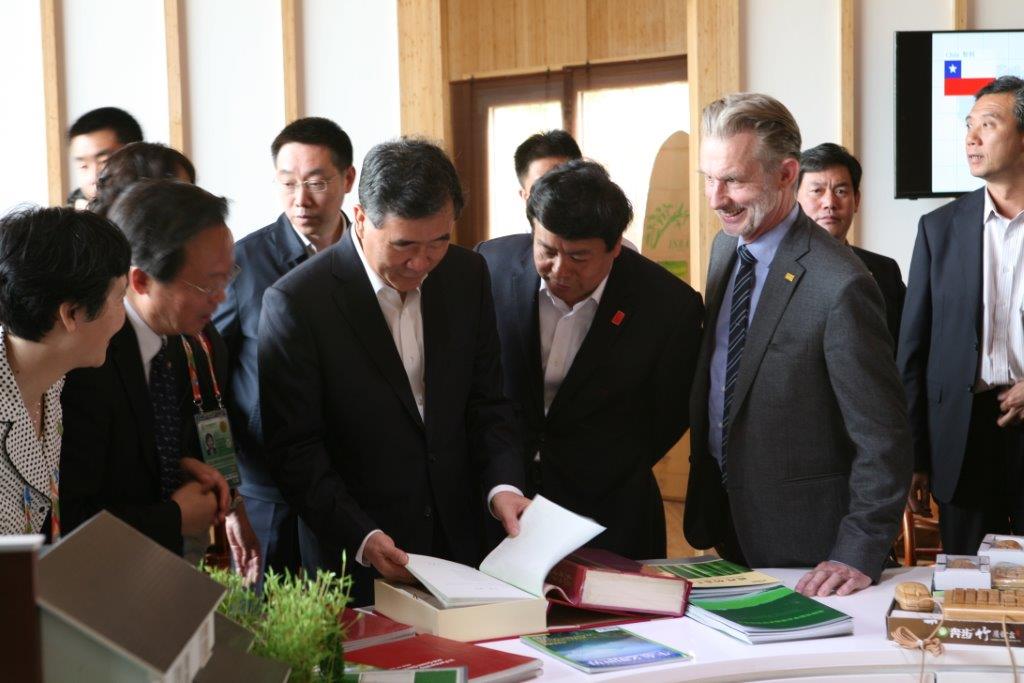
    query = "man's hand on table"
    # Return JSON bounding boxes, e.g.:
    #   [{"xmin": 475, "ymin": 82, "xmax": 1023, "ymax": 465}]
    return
[{"xmin": 795, "ymin": 560, "xmax": 871, "ymax": 597}]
